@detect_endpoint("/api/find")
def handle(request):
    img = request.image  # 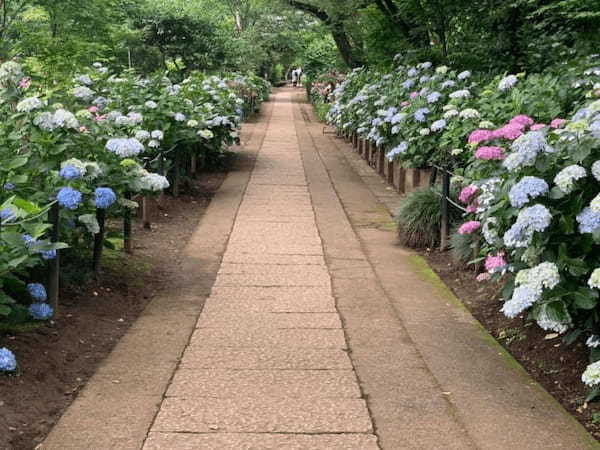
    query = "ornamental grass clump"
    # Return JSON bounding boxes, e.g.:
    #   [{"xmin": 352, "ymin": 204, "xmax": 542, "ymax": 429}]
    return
[{"xmin": 395, "ymin": 187, "xmax": 462, "ymax": 248}]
